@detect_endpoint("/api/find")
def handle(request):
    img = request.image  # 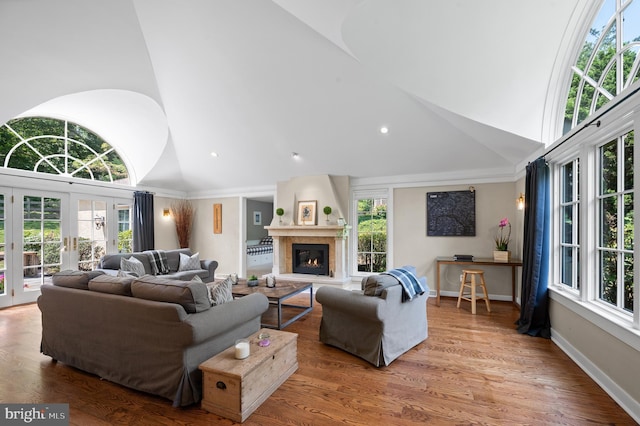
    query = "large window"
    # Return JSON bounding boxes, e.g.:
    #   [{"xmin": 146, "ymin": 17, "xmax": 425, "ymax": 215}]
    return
[
  {"xmin": 0, "ymin": 117, "xmax": 129, "ymax": 184},
  {"xmin": 560, "ymin": 158, "xmax": 580, "ymax": 291},
  {"xmin": 597, "ymin": 131, "xmax": 634, "ymax": 312},
  {"xmin": 355, "ymin": 197, "xmax": 387, "ymax": 273},
  {"xmin": 564, "ymin": 0, "xmax": 640, "ymax": 132}
]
